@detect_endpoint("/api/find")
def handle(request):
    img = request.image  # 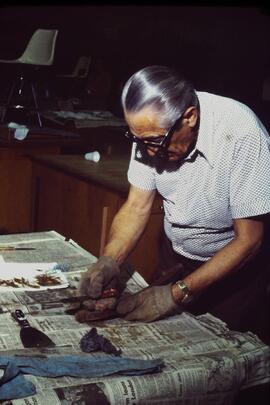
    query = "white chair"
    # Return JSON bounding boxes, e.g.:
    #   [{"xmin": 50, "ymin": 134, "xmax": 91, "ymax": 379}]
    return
[
  {"xmin": 0, "ymin": 29, "xmax": 59, "ymax": 127},
  {"xmin": 57, "ymin": 56, "xmax": 91, "ymax": 98}
]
